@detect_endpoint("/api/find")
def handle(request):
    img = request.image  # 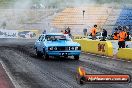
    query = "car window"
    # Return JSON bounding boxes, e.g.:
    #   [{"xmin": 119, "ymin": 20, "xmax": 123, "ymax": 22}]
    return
[
  {"xmin": 46, "ymin": 36, "xmax": 57, "ymax": 41},
  {"xmin": 45, "ymin": 35, "xmax": 68, "ymax": 41},
  {"xmin": 38, "ymin": 35, "xmax": 42, "ymax": 41},
  {"xmin": 40, "ymin": 36, "xmax": 45, "ymax": 41},
  {"xmin": 38, "ymin": 36, "xmax": 42, "ymax": 41},
  {"xmin": 42, "ymin": 36, "xmax": 45, "ymax": 41}
]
